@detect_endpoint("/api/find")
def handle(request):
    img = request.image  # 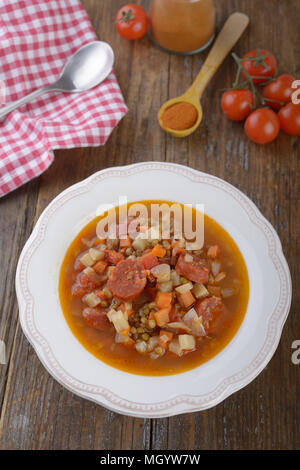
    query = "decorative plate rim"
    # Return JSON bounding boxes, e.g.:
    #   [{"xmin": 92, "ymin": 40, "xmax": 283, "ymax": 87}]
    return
[{"xmin": 15, "ymin": 162, "xmax": 292, "ymax": 418}]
